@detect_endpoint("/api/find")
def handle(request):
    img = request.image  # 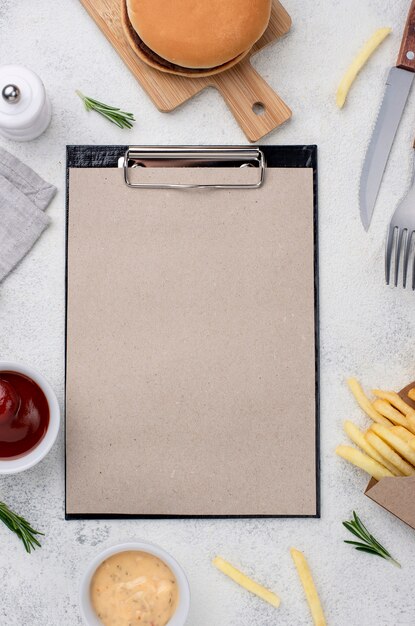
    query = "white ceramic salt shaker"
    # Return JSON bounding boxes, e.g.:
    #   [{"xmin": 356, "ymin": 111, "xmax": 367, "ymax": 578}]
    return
[{"xmin": 0, "ymin": 65, "xmax": 52, "ymax": 141}]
